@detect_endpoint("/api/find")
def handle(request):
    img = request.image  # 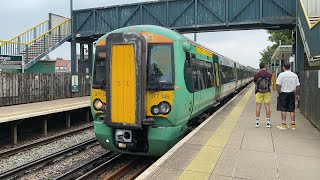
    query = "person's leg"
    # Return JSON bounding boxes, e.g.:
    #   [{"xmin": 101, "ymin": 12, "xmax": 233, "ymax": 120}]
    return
[
  {"xmin": 288, "ymin": 92, "xmax": 296, "ymax": 129},
  {"xmin": 264, "ymin": 92, "xmax": 271, "ymax": 128},
  {"xmin": 255, "ymin": 93, "xmax": 263, "ymax": 128},
  {"xmin": 265, "ymin": 103, "xmax": 271, "ymax": 127},
  {"xmin": 277, "ymin": 93, "xmax": 287, "ymax": 129},
  {"xmin": 256, "ymin": 103, "xmax": 262, "ymax": 127}
]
